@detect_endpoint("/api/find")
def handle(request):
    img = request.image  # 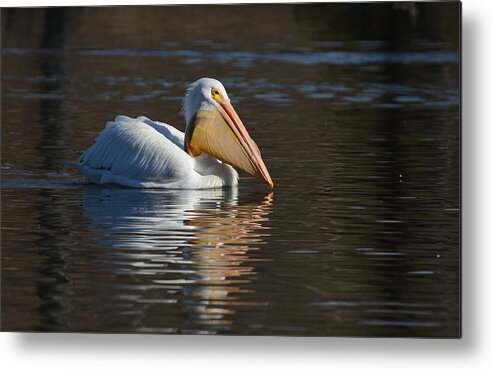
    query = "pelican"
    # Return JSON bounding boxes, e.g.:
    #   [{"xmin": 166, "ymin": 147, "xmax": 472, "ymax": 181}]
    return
[{"xmin": 76, "ymin": 78, "xmax": 273, "ymax": 189}]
